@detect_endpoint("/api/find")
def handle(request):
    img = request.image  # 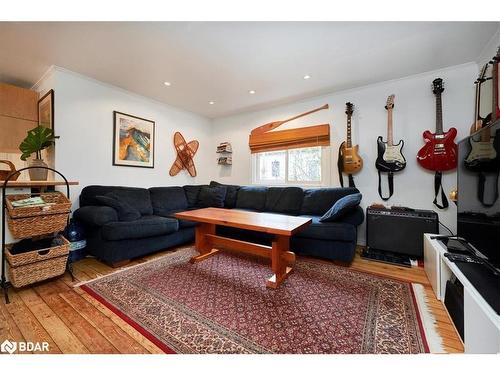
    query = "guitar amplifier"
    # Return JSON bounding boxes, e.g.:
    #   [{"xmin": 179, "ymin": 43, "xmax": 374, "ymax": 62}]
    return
[{"xmin": 366, "ymin": 207, "xmax": 439, "ymax": 258}]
